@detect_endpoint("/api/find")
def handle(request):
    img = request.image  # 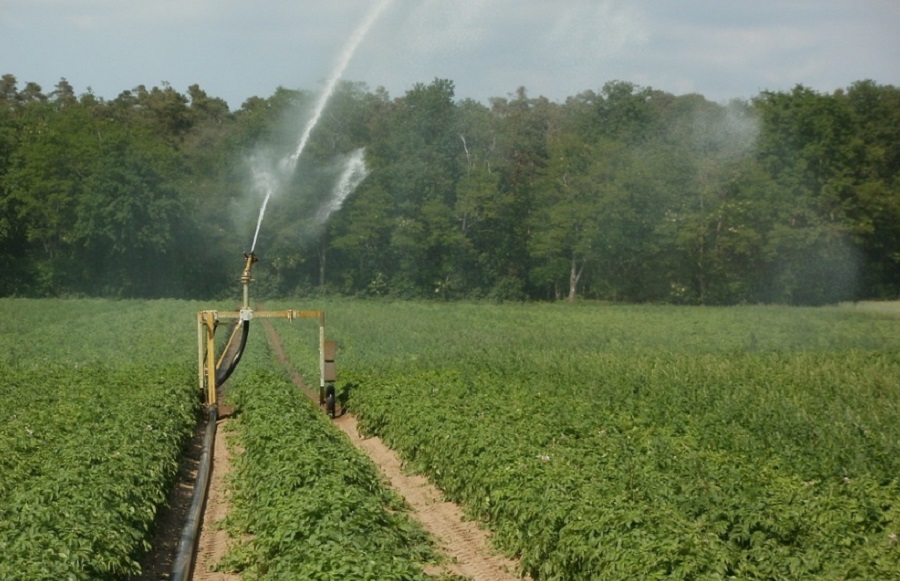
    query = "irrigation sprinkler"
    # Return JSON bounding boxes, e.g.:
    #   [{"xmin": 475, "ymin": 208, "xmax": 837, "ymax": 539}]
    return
[{"xmin": 196, "ymin": 251, "xmax": 337, "ymax": 415}]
